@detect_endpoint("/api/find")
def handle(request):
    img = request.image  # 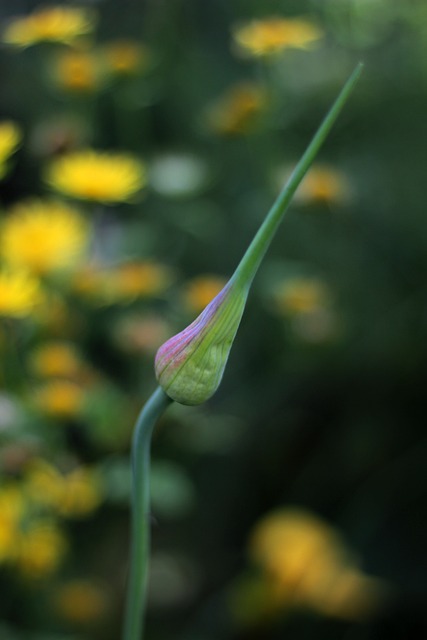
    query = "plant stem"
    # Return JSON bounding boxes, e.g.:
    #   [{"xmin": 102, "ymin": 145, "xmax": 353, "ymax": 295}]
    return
[
  {"xmin": 123, "ymin": 386, "xmax": 173, "ymax": 640},
  {"xmin": 234, "ymin": 62, "xmax": 364, "ymax": 287}
]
